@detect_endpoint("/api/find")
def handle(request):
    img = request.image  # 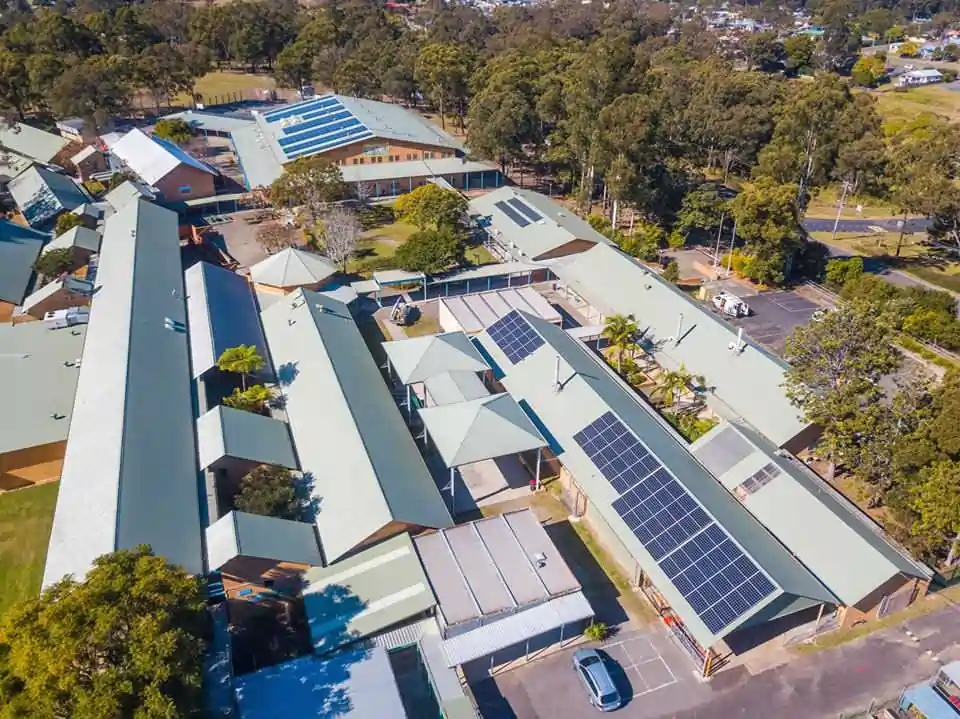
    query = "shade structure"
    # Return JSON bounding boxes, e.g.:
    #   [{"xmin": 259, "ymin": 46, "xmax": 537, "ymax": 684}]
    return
[
  {"xmin": 249, "ymin": 247, "xmax": 338, "ymax": 289},
  {"xmin": 419, "ymin": 393, "xmax": 547, "ymax": 468},
  {"xmin": 382, "ymin": 331, "xmax": 489, "ymax": 386}
]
